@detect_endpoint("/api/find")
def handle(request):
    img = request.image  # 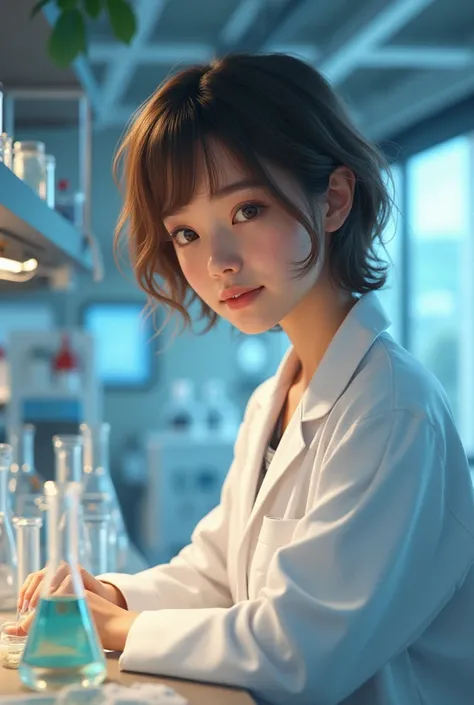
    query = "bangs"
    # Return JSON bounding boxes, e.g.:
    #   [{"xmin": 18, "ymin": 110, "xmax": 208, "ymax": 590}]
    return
[{"xmin": 140, "ymin": 102, "xmax": 303, "ymax": 234}]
